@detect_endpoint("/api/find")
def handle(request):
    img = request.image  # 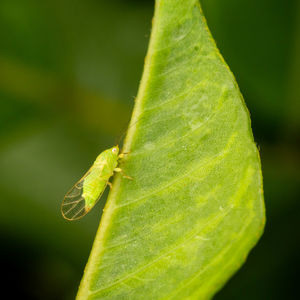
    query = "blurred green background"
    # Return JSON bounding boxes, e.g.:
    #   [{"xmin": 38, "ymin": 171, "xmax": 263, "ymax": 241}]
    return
[{"xmin": 0, "ymin": 0, "xmax": 299, "ymax": 299}]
